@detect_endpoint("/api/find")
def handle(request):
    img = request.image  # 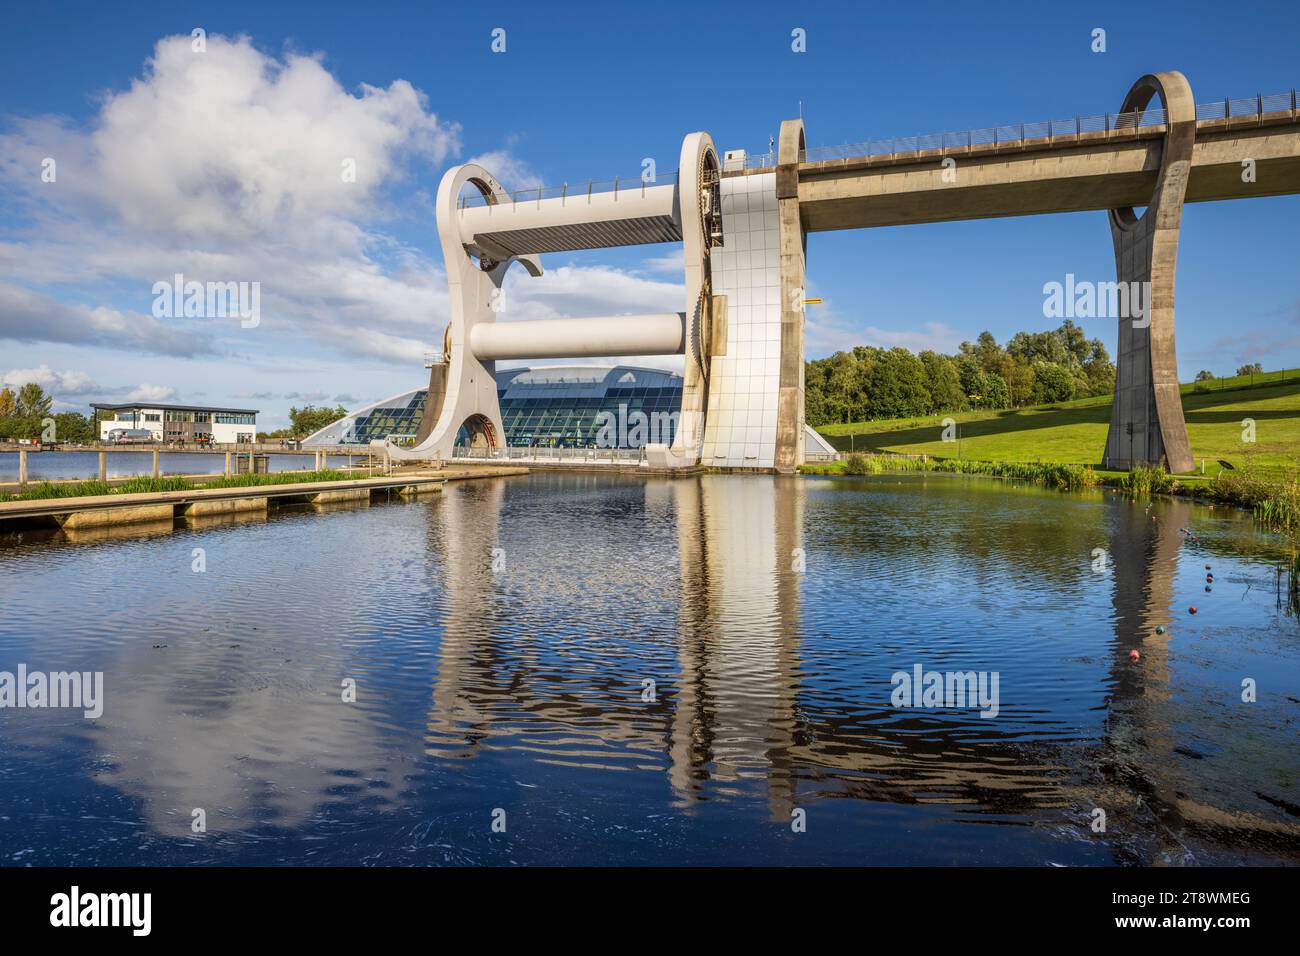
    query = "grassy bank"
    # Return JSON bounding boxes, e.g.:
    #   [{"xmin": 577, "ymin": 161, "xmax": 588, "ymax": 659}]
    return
[
  {"xmin": 809, "ymin": 372, "xmax": 1300, "ymax": 536},
  {"xmin": 0, "ymin": 468, "xmax": 366, "ymax": 503},
  {"xmin": 817, "ymin": 379, "xmax": 1300, "ymax": 475},
  {"xmin": 803, "ymin": 452, "xmax": 1300, "ymax": 539},
  {"xmin": 804, "ymin": 453, "xmax": 1102, "ymax": 490}
]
